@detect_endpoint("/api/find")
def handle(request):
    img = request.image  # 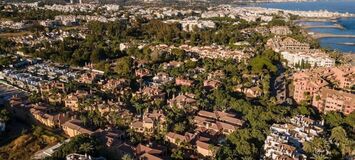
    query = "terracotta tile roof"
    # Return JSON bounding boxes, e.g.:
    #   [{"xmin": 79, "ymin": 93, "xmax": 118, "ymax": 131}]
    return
[
  {"xmin": 139, "ymin": 153, "xmax": 163, "ymax": 160},
  {"xmin": 196, "ymin": 140, "xmax": 211, "ymax": 150},
  {"xmin": 62, "ymin": 119, "xmax": 93, "ymax": 135}
]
